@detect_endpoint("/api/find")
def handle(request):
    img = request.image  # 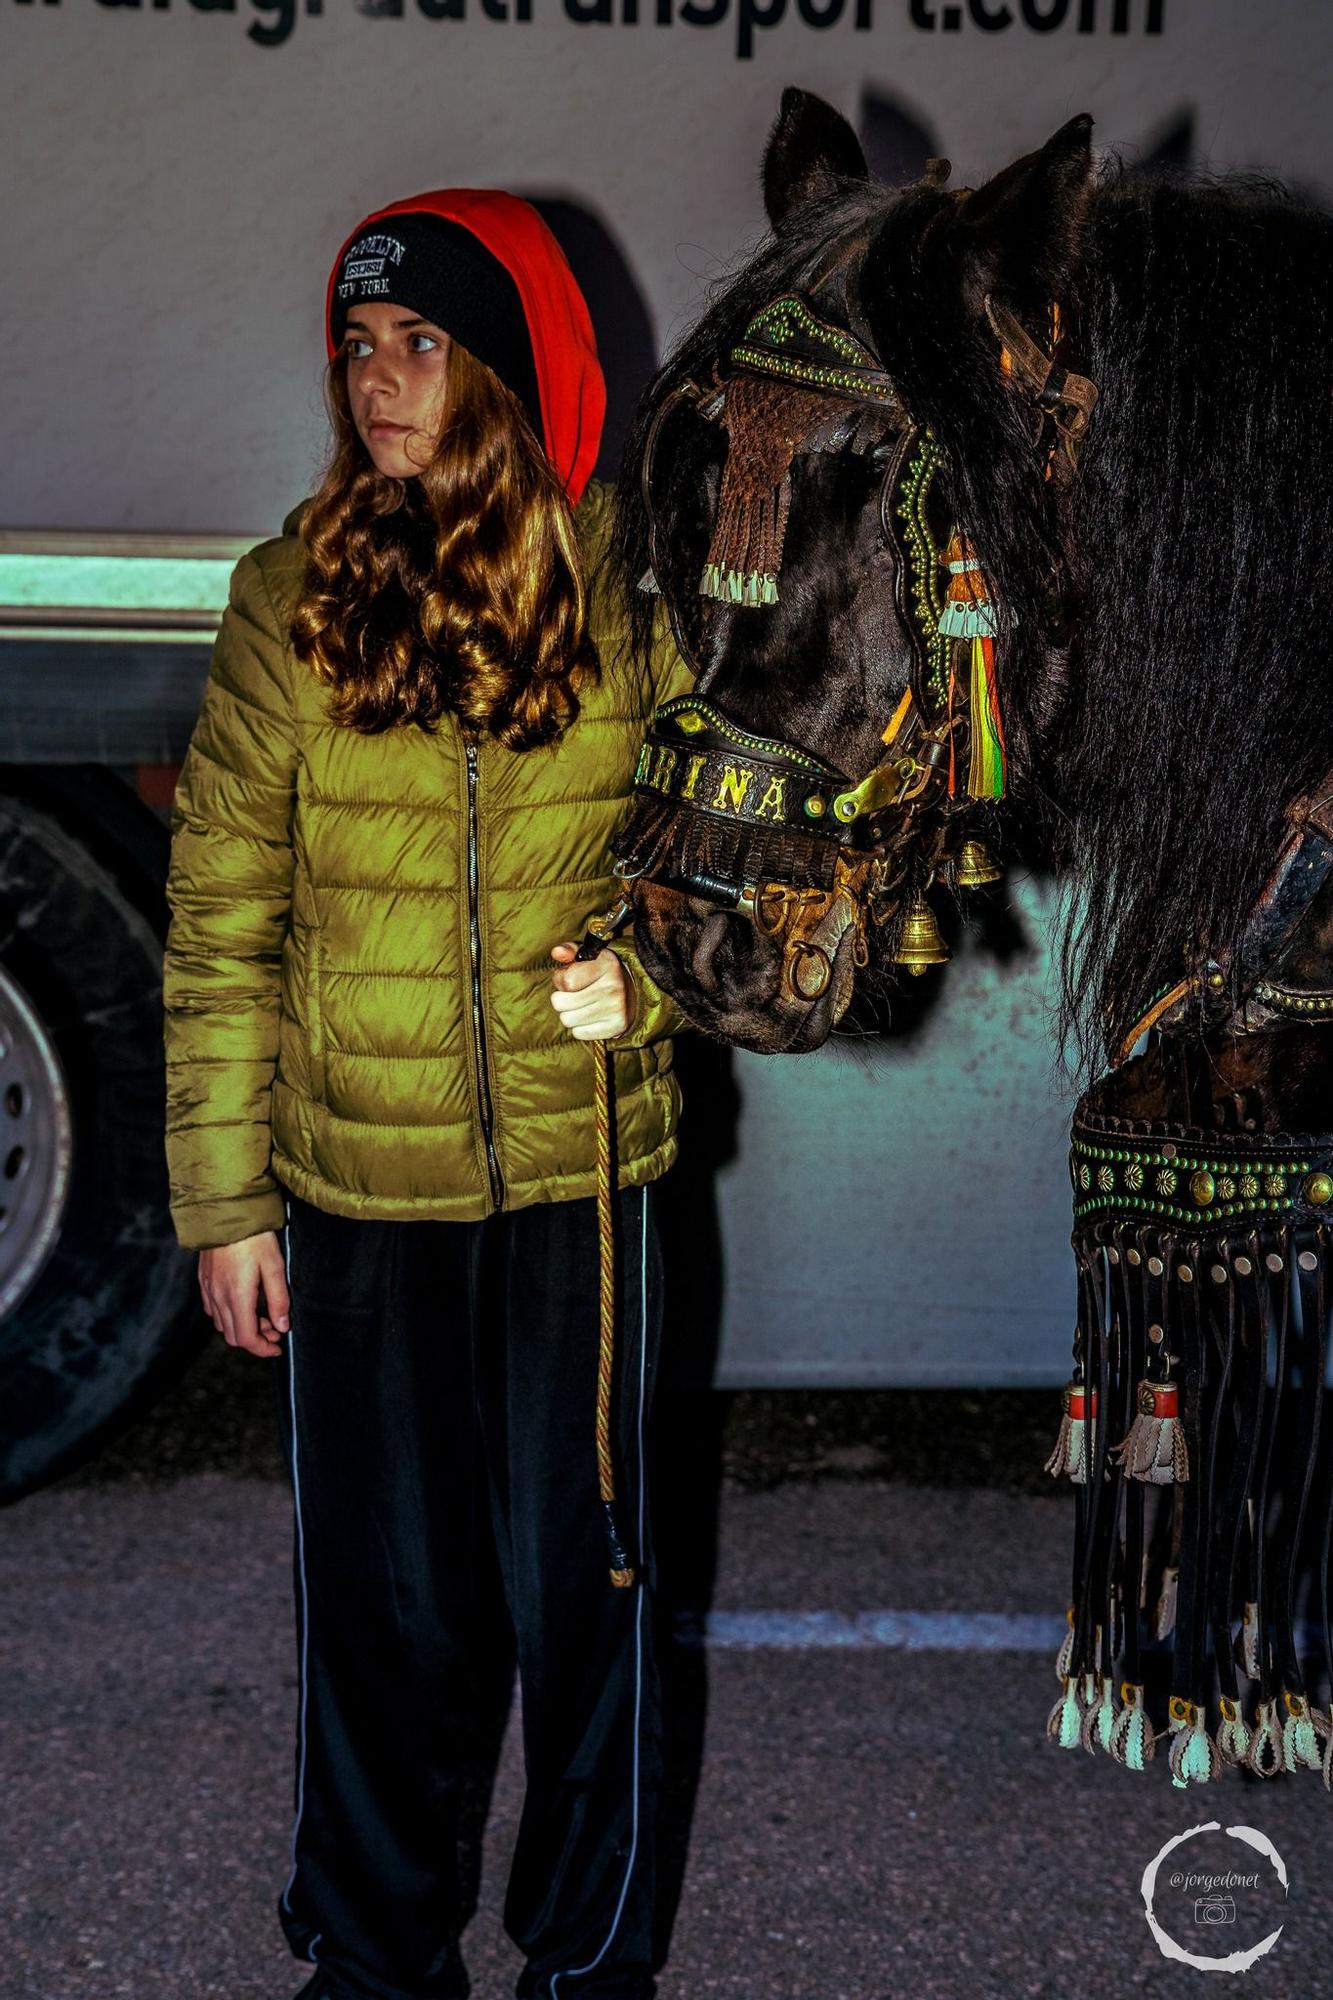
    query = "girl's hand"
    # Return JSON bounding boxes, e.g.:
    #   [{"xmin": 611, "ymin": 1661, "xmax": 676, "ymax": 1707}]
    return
[
  {"xmin": 549, "ymin": 942, "xmax": 636, "ymax": 1041},
  {"xmin": 198, "ymin": 1231, "xmax": 291, "ymax": 1359}
]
